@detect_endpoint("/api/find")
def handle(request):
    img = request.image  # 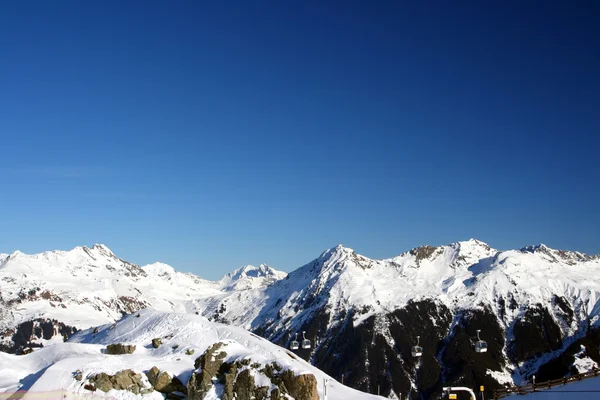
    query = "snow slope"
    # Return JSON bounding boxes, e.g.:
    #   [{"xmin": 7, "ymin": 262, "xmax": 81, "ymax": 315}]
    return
[{"xmin": 0, "ymin": 309, "xmax": 385, "ymax": 400}]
